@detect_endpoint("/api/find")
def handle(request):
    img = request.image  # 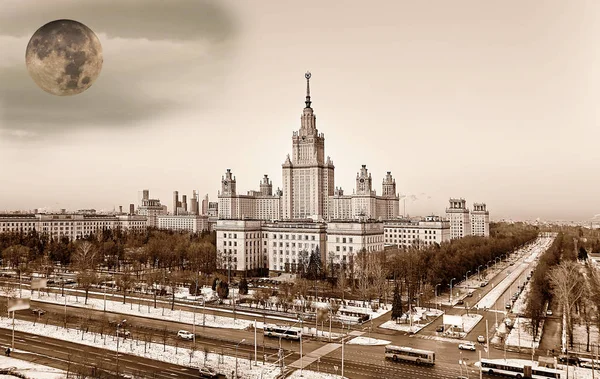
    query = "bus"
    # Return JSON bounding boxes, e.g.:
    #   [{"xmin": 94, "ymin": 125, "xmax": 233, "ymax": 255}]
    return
[
  {"xmin": 263, "ymin": 325, "xmax": 302, "ymax": 341},
  {"xmin": 384, "ymin": 345, "xmax": 435, "ymax": 365},
  {"xmin": 479, "ymin": 358, "xmax": 564, "ymax": 378}
]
